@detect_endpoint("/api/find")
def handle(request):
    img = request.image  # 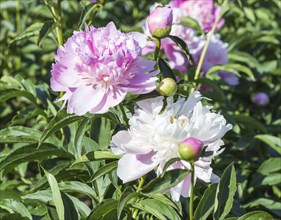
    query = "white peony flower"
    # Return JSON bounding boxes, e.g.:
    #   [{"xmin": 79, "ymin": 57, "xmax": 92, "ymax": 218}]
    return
[{"xmin": 110, "ymin": 91, "xmax": 232, "ymax": 201}]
